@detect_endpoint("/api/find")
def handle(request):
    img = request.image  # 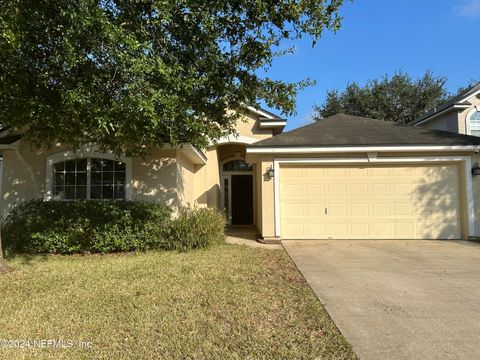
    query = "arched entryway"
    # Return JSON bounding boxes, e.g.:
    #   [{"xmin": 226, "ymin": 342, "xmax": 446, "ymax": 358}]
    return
[{"xmin": 220, "ymin": 157, "xmax": 254, "ymax": 225}]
